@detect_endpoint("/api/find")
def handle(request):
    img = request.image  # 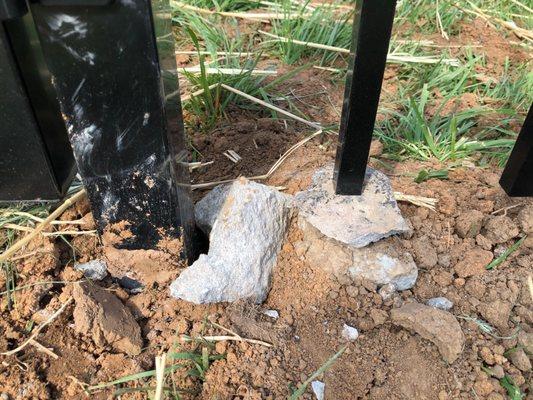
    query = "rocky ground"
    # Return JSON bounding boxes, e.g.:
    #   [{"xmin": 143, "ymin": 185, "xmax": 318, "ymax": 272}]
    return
[{"xmin": 0, "ymin": 140, "xmax": 532, "ymax": 399}]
